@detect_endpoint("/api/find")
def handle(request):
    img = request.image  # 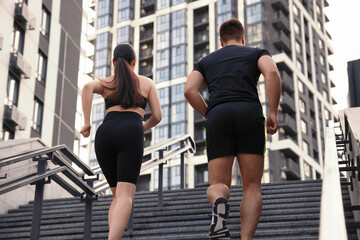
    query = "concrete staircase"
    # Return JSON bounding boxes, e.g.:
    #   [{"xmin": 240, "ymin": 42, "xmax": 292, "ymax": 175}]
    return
[{"xmin": 0, "ymin": 179, "xmax": 357, "ymax": 239}]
